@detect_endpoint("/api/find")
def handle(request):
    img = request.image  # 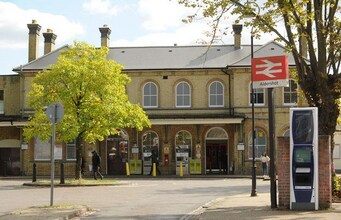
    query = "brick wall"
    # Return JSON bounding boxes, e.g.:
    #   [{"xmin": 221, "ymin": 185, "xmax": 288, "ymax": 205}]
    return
[{"xmin": 277, "ymin": 136, "xmax": 332, "ymax": 209}]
